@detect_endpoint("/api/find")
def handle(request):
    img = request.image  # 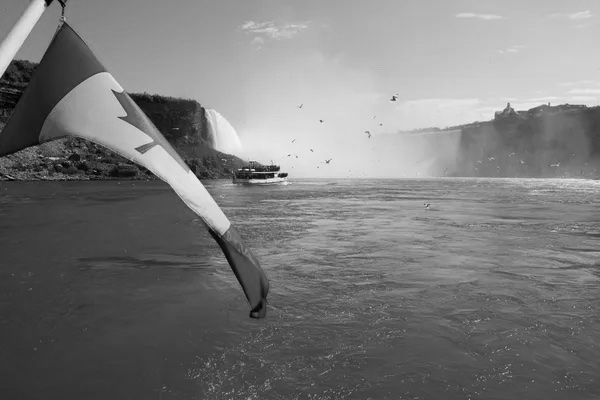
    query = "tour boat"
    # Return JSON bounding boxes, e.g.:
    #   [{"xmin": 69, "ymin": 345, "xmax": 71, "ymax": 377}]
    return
[{"xmin": 233, "ymin": 161, "xmax": 289, "ymax": 184}]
